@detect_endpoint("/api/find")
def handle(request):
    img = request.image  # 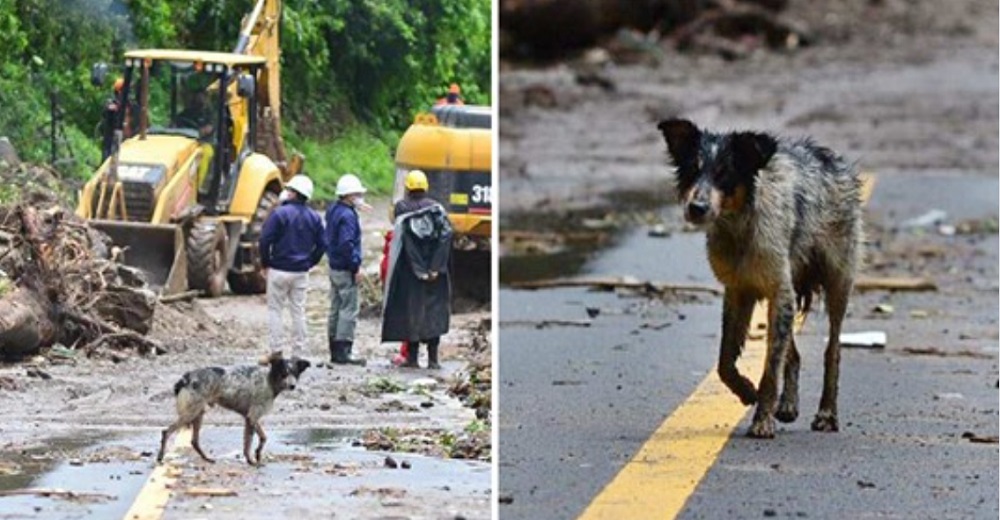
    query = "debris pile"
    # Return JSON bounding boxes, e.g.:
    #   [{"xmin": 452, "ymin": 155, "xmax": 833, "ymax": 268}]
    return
[
  {"xmin": 0, "ymin": 162, "xmax": 159, "ymax": 360},
  {"xmin": 500, "ymin": 0, "xmax": 809, "ymax": 61},
  {"xmin": 448, "ymin": 320, "xmax": 492, "ymax": 421}
]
